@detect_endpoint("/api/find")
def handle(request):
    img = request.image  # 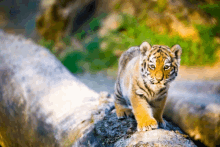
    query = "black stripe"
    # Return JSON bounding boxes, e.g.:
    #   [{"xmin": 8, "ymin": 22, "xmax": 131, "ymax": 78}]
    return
[
  {"xmin": 136, "ymin": 82, "xmax": 151, "ymax": 98},
  {"xmin": 158, "ymin": 87, "xmax": 166, "ymax": 93},
  {"xmin": 145, "ymin": 71, "xmax": 150, "ymax": 76},
  {"xmin": 170, "ymin": 70, "xmax": 175, "ymax": 76},
  {"xmin": 135, "ymin": 84, "xmax": 152, "ymax": 107},
  {"xmin": 170, "ymin": 66, "xmax": 177, "ymax": 76},
  {"xmin": 116, "ymin": 82, "xmax": 123, "ymax": 95},
  {"xmin": 170, "ymin": 69, "xmax": 174, "ymax": 75},
  {"xmin": 114, "ymin": 81, "xmax": 124, "ymax": 101},
  {"xmin": 156, "ymin": 90, "xmax": 167, "ymax": 101},
  {"xmin": 115, "ymin": 91, "xmax": 123, "ymax": 100},
  {"xmin": 155, "ymin": 96, "xmax": 166, "ymax": 102},
  {"xmin": 115, "ymin": 93, "xmax": 123, "ymax": 99},
  {"xmin": 160, "ymin": 48, "xmax": 168, "ymax": 53},
  {"xmin": 148, "ymin": 49, "xmax": 155, "ymax": 61},
  {"xmin": 136, "ymin": 82, "xmax": 158, "ymax": 108},
  {"xmin": 116, "ymin": 97, "xmax": 127, "ymax": 105},
  {"xmin": 144, "ymin": 62, "xmax": 146, "ymax": 69},
  {"xmin": 159, "ymin": 91, "xmax": 167, "ymax": 97},
  {"xmin": 138, "ymin": 94, "xmax": 152, "ymax": 108},
  {"xmin": 164, "ymin": 52, "xmax": 168, "ymax": 56},
  {"xmin": 148, "ymin": 101, "xmax": 157, "ymax": 108},
  {"xmin": 168, "ymin": 76, "xmax": 176, "ymax": 82},
  {"xmin": 114, "ymin": 90, "xmax": 127, "ymax": 105},
  {"xmin": 142, "ymin": 73, "xmax": 146, "ymax": 77},
  {"xmin": 143, "ymin": 80, "xmax": 154, "ymax": 97}
]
